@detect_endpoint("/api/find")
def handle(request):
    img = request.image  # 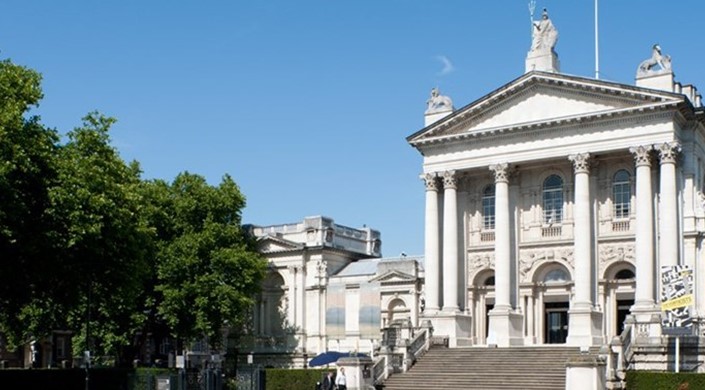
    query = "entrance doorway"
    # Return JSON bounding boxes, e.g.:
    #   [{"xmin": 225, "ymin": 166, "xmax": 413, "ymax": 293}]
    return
[
  {"xmin": 616, "ymin": 299, "xmax": 634, "ymax": 335},
  {"xmin": 545, "ymin": 302, "xmax": 569, "ymax": 344},
  {"xmin": 485, "ymin": 304, "xmax": 494, "ymax": 338}
]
